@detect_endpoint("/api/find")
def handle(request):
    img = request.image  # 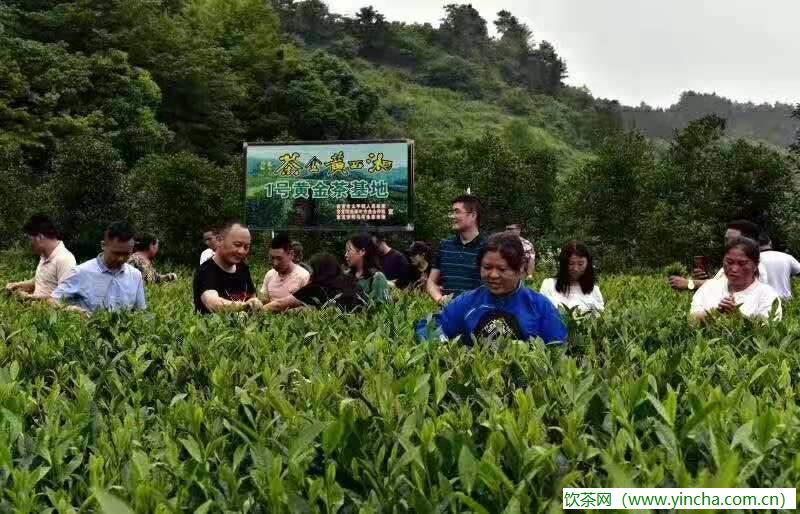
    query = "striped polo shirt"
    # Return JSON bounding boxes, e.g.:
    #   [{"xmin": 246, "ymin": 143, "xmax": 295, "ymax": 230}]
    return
[{"xmin": 434, "ymin": 234, "xmax": 486, "ymax": 297}]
